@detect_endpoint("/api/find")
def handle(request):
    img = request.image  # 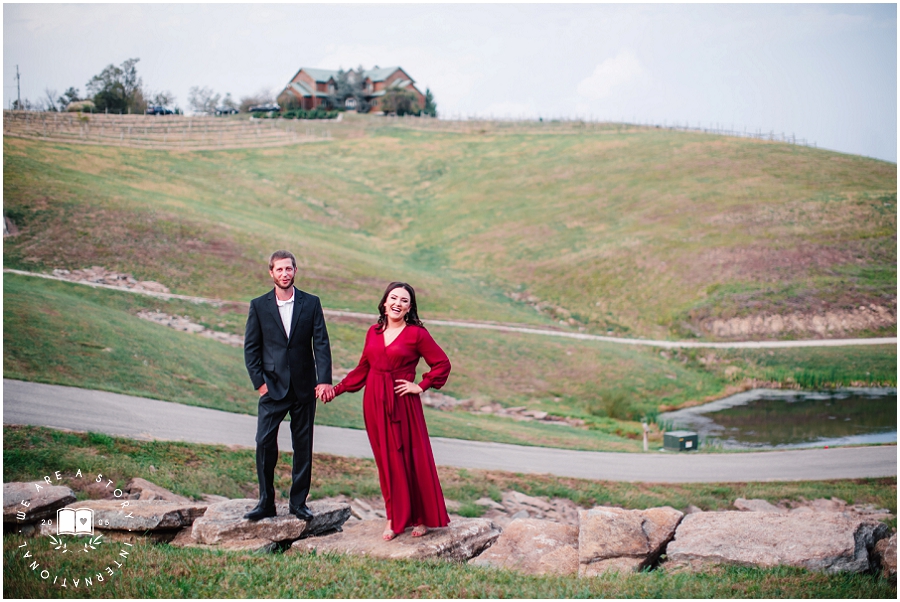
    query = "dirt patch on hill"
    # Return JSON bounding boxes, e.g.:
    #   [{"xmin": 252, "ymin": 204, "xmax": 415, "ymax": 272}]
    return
[{"xmin": 699, "ymin": 304, "xmax": 896, "ymax": 338}]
